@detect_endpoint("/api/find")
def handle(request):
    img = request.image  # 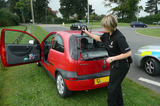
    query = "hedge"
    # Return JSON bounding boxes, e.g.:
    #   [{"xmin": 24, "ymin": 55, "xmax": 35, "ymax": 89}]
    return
[
  {"xmin": 139, "ymin": 14, "xmax": 160, "ymax": 24},
  {"xmin": 118, "ymin": 14, "xmax": 160, "ymax": 24}
]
